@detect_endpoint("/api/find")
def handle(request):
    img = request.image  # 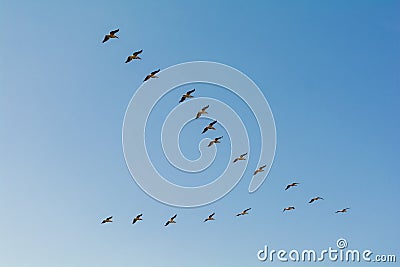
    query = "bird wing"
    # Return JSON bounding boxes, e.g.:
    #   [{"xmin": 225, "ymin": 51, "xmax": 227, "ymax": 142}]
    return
[
  {"xmin": 171, "ymin": 214, "xmax": 177, "ymax": 220},
  {"xmin": 125, "ymin": 56, "xmax": 132, "ymax": 63},
  {"xmin": 233, "ymin": 158, "xmax": 238, "ymax": 163},
  {"xmin": 210, "ymin": 212, "xmax": 215, "ymax": 218},
  {"xmin": 210, "ymin": 120, "xmax": 217, "ymax": 126},
  {"xmin": 241, "ymin": 153, "xmax": 247, "ymax": 157},
  {"xmin": 133, "ymin": 50, "xmax": 143, "ymax": 56},
  {"xmin": 187, "ymin": 89, "xmax": 195, "ymax": 94},
  {"xmin": 195, "ymin": 112, "xmax": 201, "ymax": 119},
  {"xmin": 110, "ymin": 29, "xmax": 119, "ymax": 35},
  {"xmin": 244, "ymin": 208, "xmax": 251, "ymax": 212},
  {"xmin": 143, "ymin": 75, "xmax": 151, "ymax": 82},
  {"xmin": 202, "ymin": 128, "xmax": 208, "ymax": 134},
  {"xmin": 202, "ymin": 105, "xmax": 209, "ymax": 111},
  {"xmin": 102, "ymin": 35, "xmax": 110, "ymax": 43},
  {"xmin": 208, "ymin": 141, "xmax": 214, "ymax": 147},
  {"xmin": 107, "ymin": 216, "xmax": 112, "ymax": 220},
  {"xmin": 216, "ymin": 136, "xmax": 223, "ymax": 140},
  {"xmin": 165, "ymin": 221, "xmax": 170, "ymax": 226},
  {"xmin": 179, "ymin": 96, "xmax": 186, "ymax": 103},
  {"xmin": 151, "ymin": 69, "xmax": 160, "ymax": 75},
  {"xmin": 260, "ymin": 165, "xmax": 266, "ymax": 169}
]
